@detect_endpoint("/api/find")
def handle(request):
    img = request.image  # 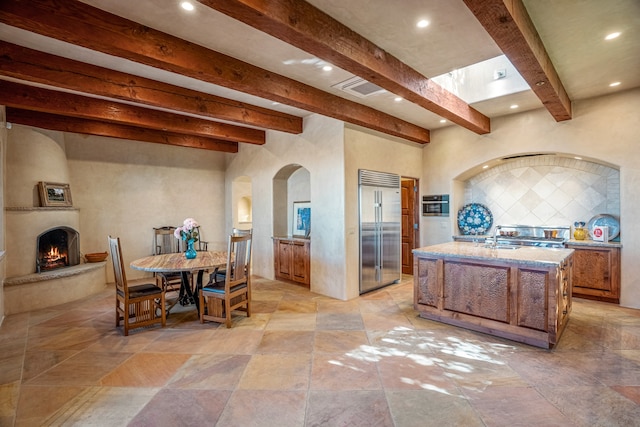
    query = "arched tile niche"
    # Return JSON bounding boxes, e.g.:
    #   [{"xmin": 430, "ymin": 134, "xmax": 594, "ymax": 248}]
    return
[
  {"xmin": 273, "ymin": 164, "xmax": 310, "ymax": 237},
  {"xmin": 456, "ymin": 154, "xmax": 620, "ymax": 235}
]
